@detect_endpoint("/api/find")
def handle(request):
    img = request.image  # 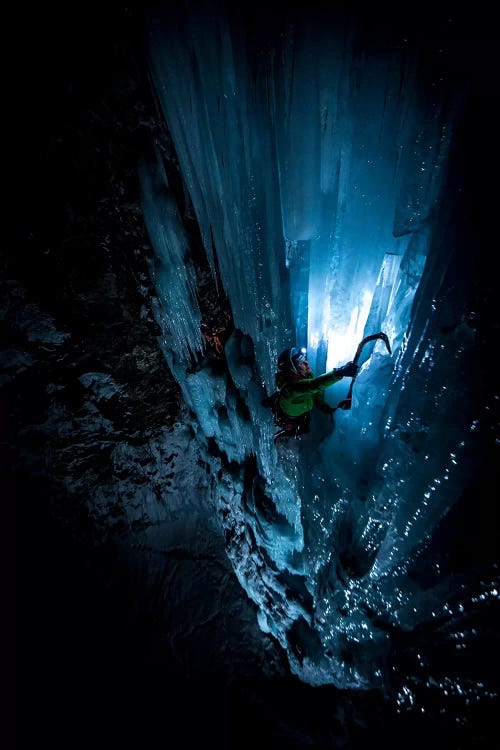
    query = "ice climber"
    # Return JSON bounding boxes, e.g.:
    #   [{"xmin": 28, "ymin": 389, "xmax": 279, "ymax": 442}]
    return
[{"xmin": 263, "ymin": 346, "xmax": 359, "ymax": 442}]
